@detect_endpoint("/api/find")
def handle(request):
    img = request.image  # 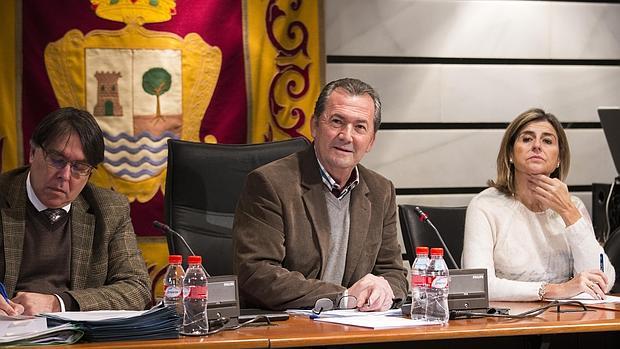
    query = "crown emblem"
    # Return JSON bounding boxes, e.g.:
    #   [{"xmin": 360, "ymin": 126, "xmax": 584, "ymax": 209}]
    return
[{"xmin": 90, "ymin": 0, "xmax": 176, "ymax": 25}]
